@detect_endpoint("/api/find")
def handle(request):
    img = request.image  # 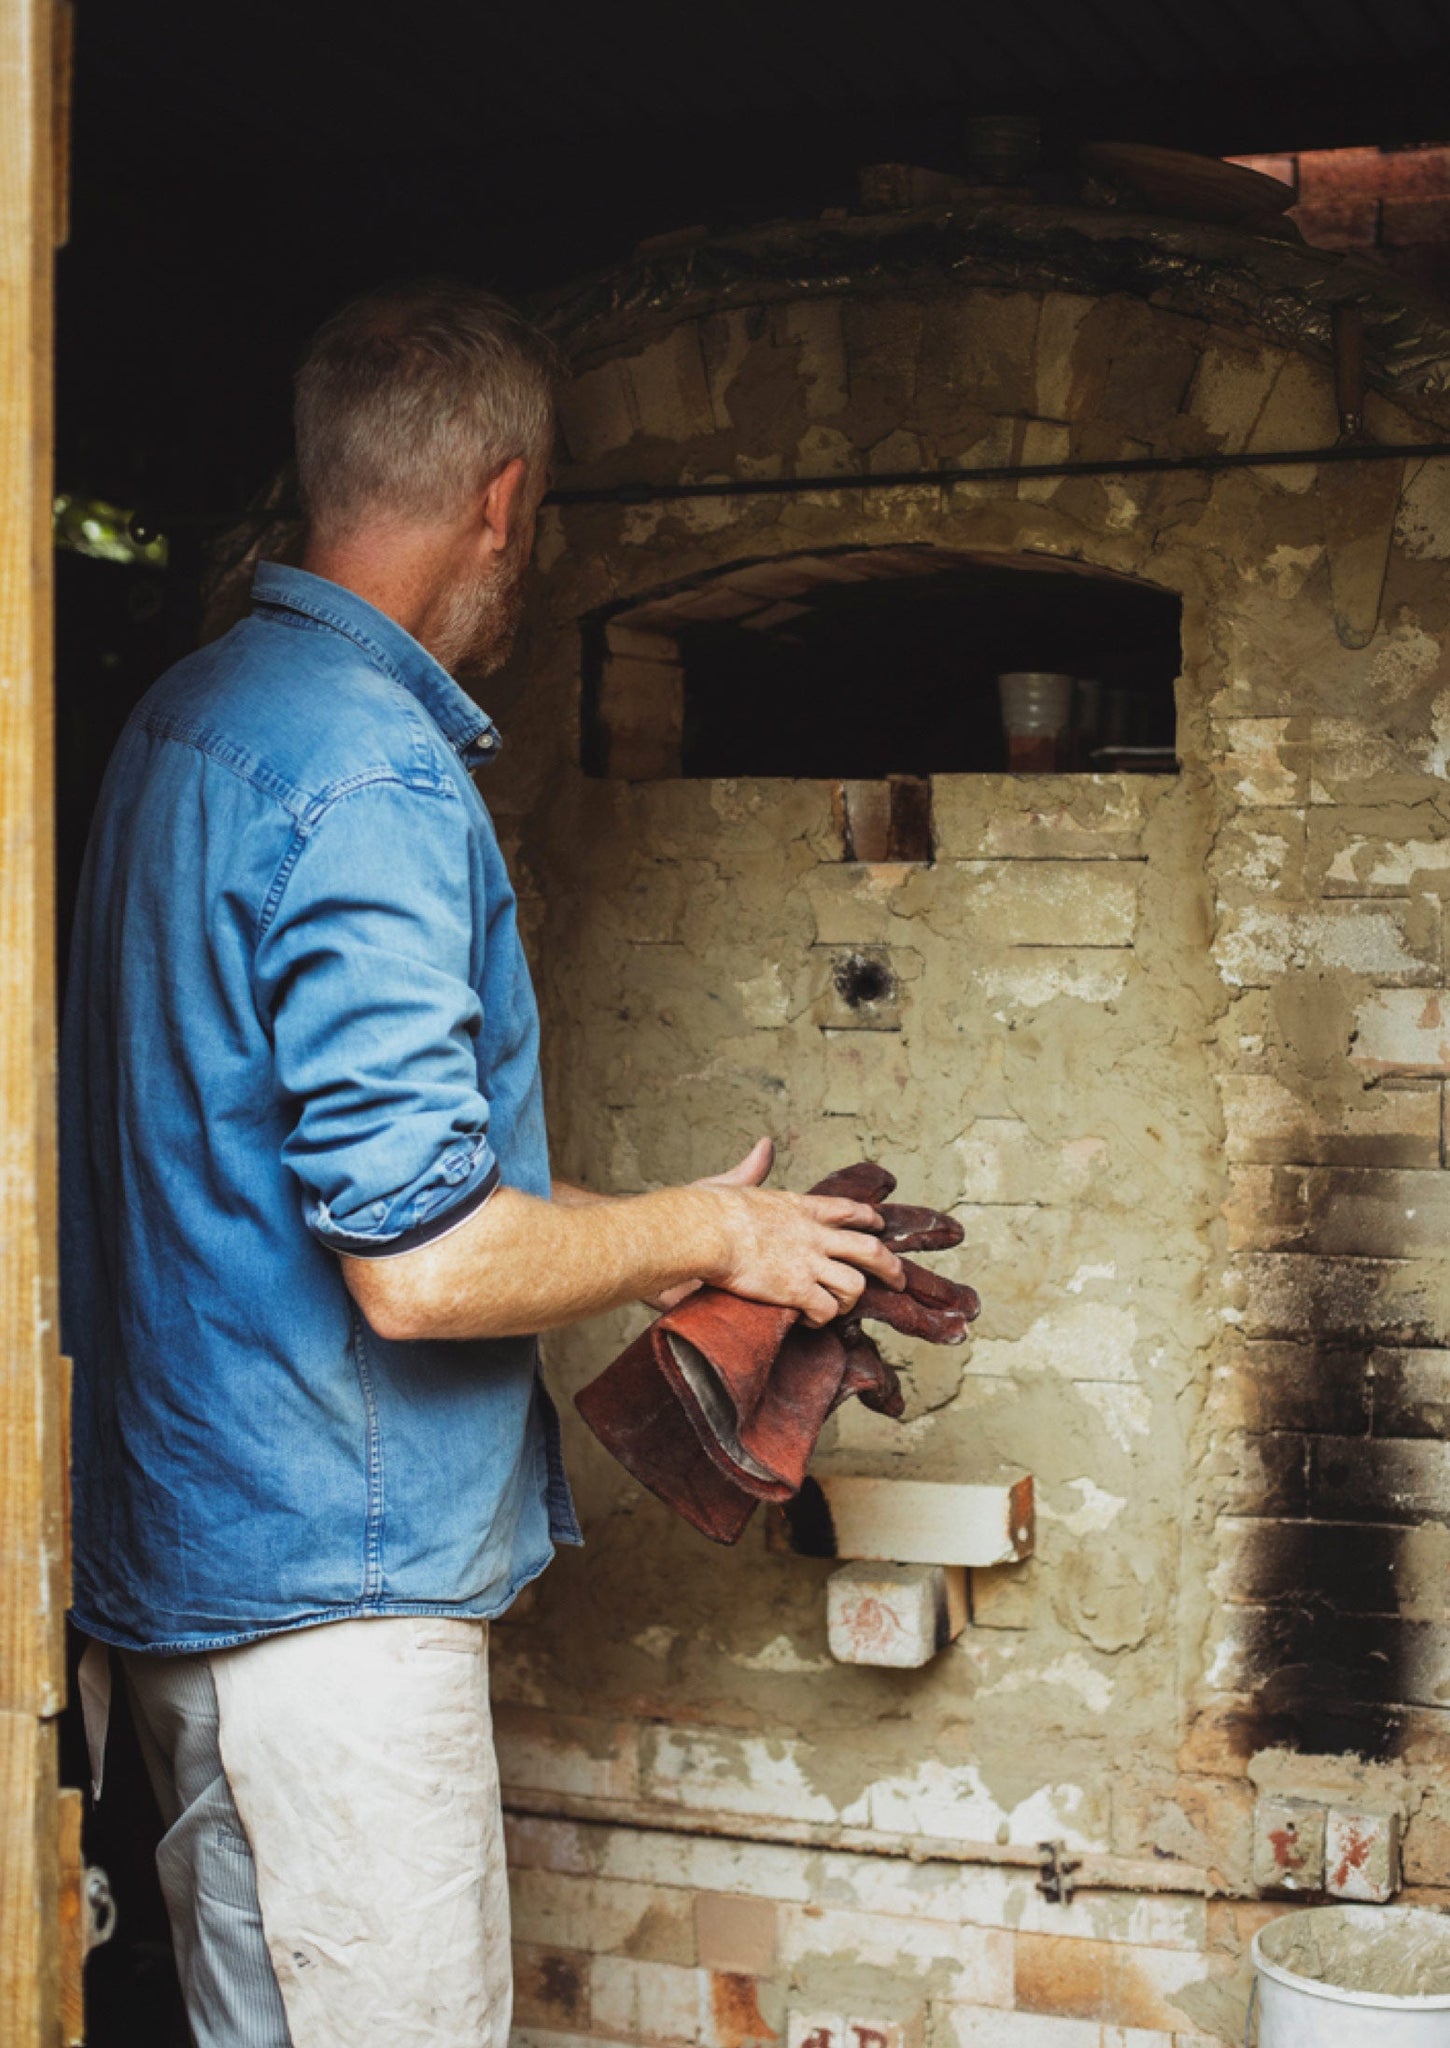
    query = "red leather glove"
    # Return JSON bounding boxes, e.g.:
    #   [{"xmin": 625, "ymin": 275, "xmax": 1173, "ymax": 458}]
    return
[
  {"xmin": 810, "ymin": 1162, "xmax": 980, "ymax": 1343},
  {"xmin": 575, "ymin": 1159, "xmax": 980, "ymax": 1544}
]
